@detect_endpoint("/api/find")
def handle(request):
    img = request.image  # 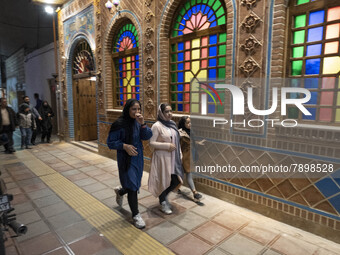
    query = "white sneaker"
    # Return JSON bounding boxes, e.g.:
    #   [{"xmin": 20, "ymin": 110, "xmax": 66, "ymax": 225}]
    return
[
  {"xmin": 161, "ymin": 201, "xmax": 172, "ymax": 215},
  {"xmin": 114, "ymin": 186, "xmax": 123, "ymax": 207},
  {"xmin": 165, "ymin": 197, "xmax": 172, "ymax": 209},
  {"xmin": 133, "ymin": 213, "xmax": 145, "ymax": 229}
]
